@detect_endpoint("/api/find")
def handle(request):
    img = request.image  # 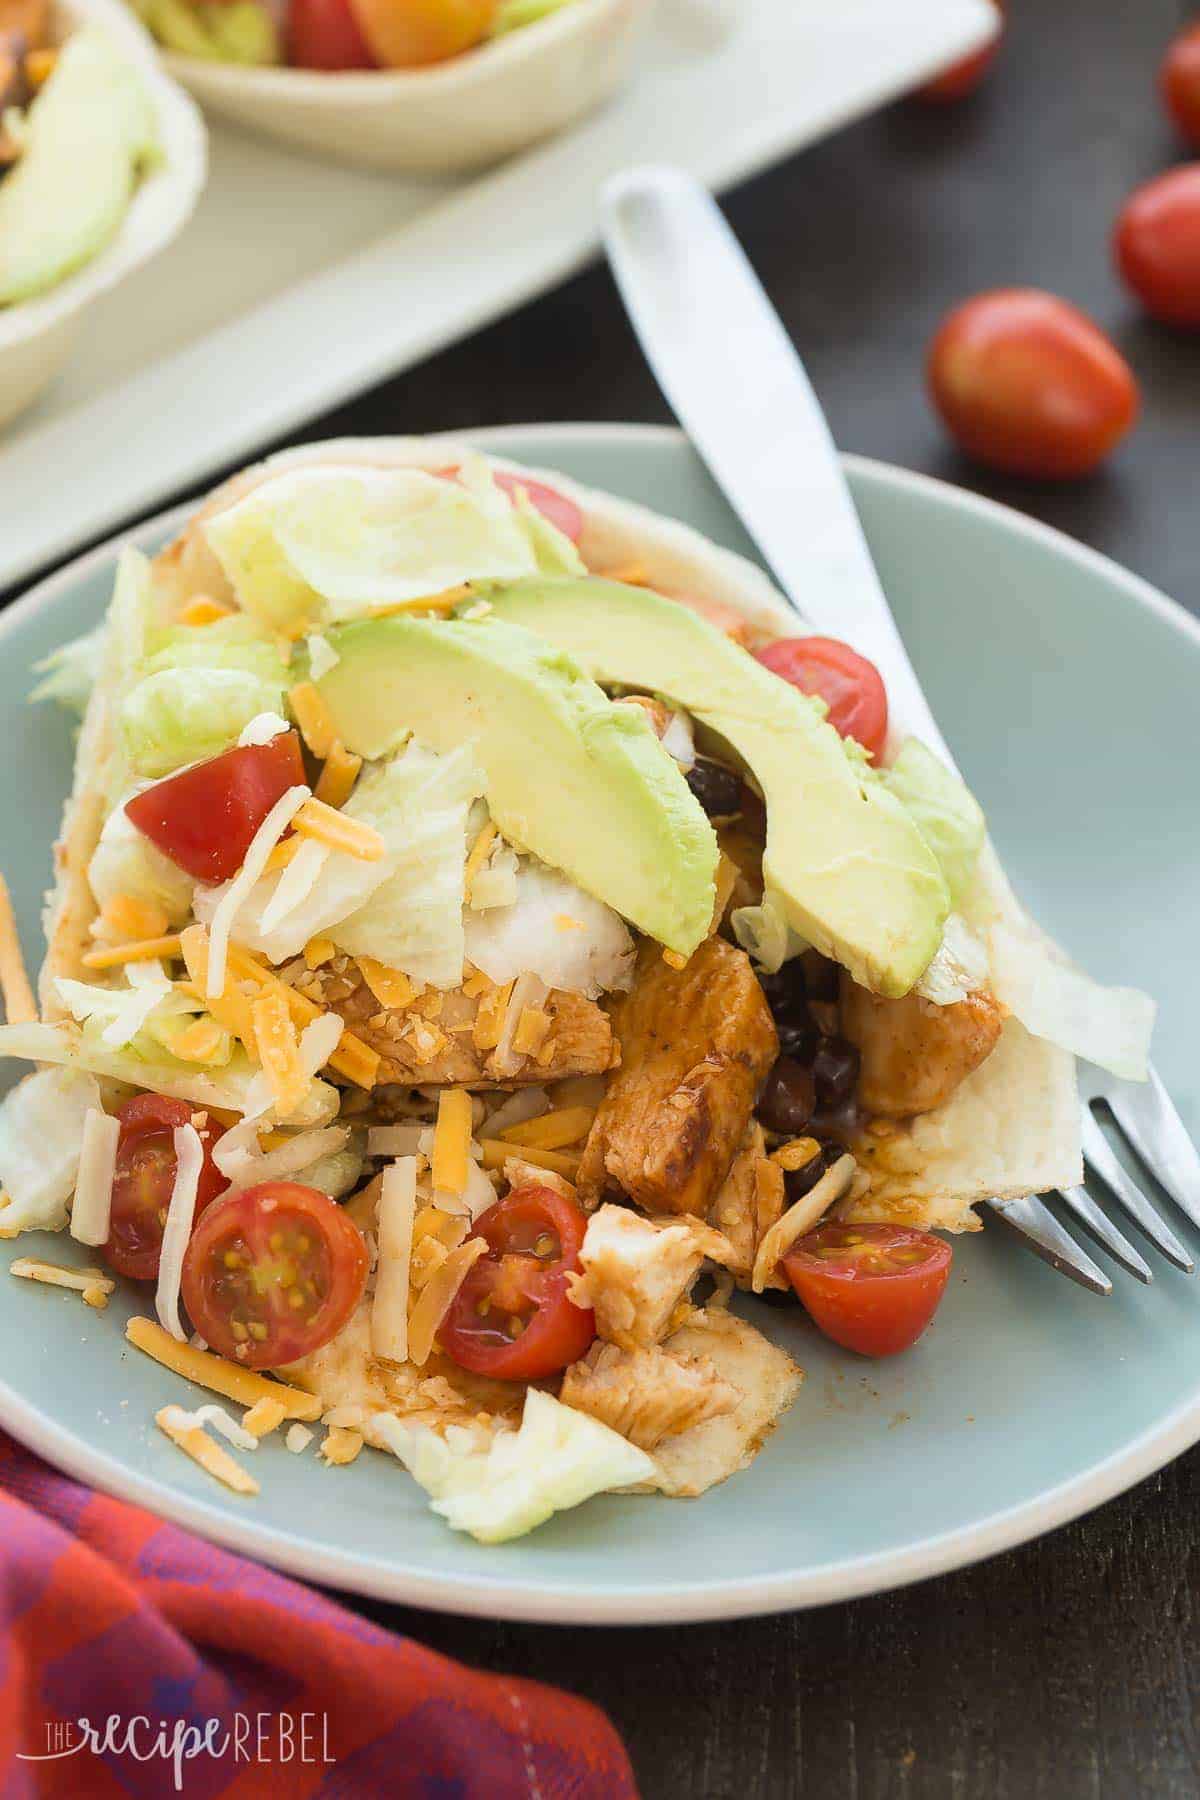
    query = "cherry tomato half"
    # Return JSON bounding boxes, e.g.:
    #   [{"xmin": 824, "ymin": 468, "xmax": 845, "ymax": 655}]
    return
[
  {"xmin": 290, "ymin": 0, "xmax": 377, "ymax": 68},
  {"xmin": 782, "ymin": 1222, "xmax": 952, "ymax": 1358},
  {"xmin": 754, "ymin": 636, "xmax": 889, "ymax": 761},
  {"xmin": 439, "ymin": 1185, "xmax": 596, "ymax": 1380},
  {"xmin": 435, "ymin": 464, "xmax": 584, "ymax": 543},
  {"xmin": 1114, "ymin": 166, "xmax": 1200, "ymax": 329},
  {"xmin": 103, "ymin": 1094, "xmax": 226, "ymax": 1282},
  {"xmin": 915, "ymin": 0, "xmax": 1003, "ymax": 103},
  {"xmin": 181, "ymin": 1182, "xmax": 369, "ymax": 1369},
  {"xmin": 125, "ymin": 731, "xmax": 306, "ymax": 885},
  {"xmin": 1161, "ymin": 23, "xmax": 1200, "ymax": 150},
  {"xmin": 927, "ymin": 288, "xmax": 1139, "ymax": 479},
  {"xmin": 349, "ymin": 0, "xmax": 492, "ymax": 69}
]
